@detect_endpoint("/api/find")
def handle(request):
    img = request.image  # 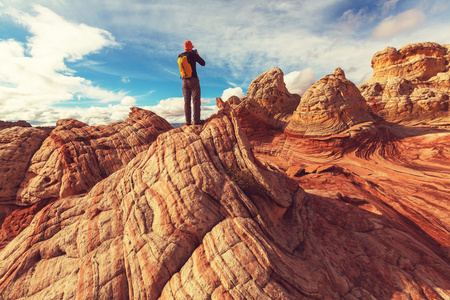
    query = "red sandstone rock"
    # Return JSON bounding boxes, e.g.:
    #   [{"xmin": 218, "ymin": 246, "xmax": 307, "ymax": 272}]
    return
[
  {"xmin": 286, "ymin": 67, "xmax": 374, "ymax": 137},
  {"xmin": 17, "ymin": 107, "xmax": 173, "ymax": 205},
  {"xmin": 0, "ymin": 120, "xmax": 32, "ymax": 130},
  {"xmin": 1, "ymin": 42, "xmax": 450, "ymax": 299},
  {"xmin": 360, "ymin": 42, "xmax": 450, "ymax": 125},
  {"xmin": 0, "ymin": 102, "xmax": 449, "ymax": 299},
  {"xmin": 370, "ymin": 42, "xmax": 449, "ymax": 81},
  {"xmin": 0, "ymin": 104, "xmax": 306, "ymax": 299},
  {"xmin": 0, "ymin": 127, "xmax": 49, "ymax": 205},
  {"xmin": 231, "ymin": 68, "xmax": 300, "ymax": 135},
  {"xmin": 0, "ymin": 200, "xmax": 52, "ymax": 250},
  {"xmin": 245, "ymin": 67, "xmax": 300, "ymax": 117},
  {"xmin": 226, "ymin": 95, "xmax": 241, "ymax": 106}
]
